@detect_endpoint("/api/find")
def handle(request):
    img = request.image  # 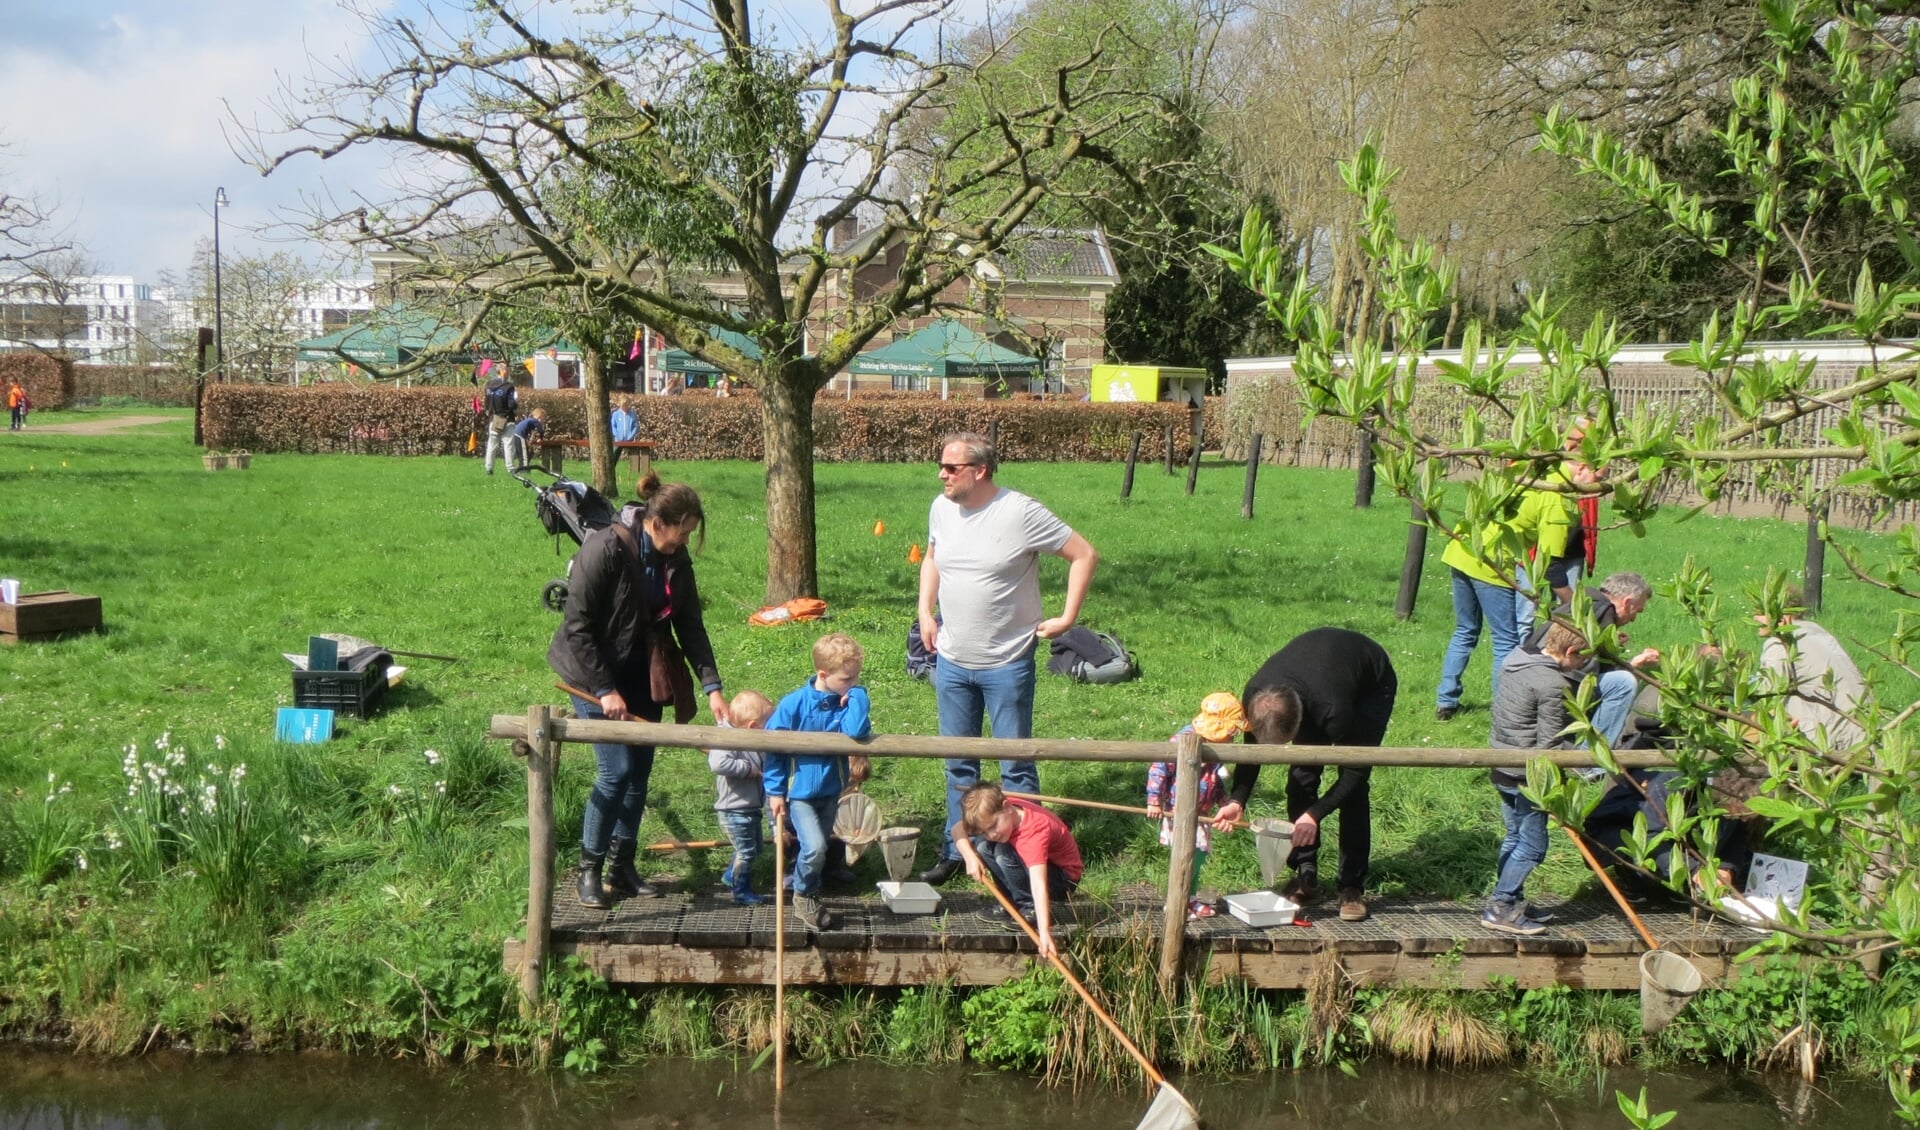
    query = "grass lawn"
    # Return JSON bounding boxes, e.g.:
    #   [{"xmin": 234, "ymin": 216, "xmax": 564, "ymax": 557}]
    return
[{"xmin": 0, "ymin": 415, "xmax": 1907, "ymax": 1053}]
